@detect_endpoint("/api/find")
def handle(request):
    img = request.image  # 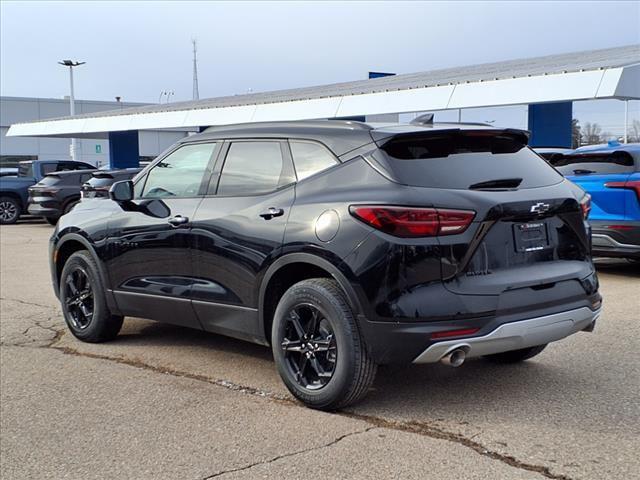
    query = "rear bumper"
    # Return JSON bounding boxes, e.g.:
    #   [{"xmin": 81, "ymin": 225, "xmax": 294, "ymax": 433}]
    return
[
  {"xmin": 28, "ymin": 200, "xmax": 62, "ymax": 218},
  {"xmin": 590, "ymin": 221, "xmax": 640, "ymax": 259},
  {"xmin": 413, "ymin": 306, "xmax": 601, "ymax": 363}
]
